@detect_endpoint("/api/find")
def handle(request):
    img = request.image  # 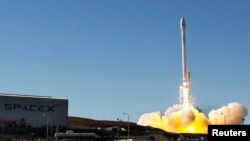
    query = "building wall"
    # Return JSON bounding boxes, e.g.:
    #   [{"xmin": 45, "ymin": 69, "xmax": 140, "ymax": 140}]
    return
[{"xmin": 0, "ymin": 94, "xmax": 68, "ymax": 128}]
